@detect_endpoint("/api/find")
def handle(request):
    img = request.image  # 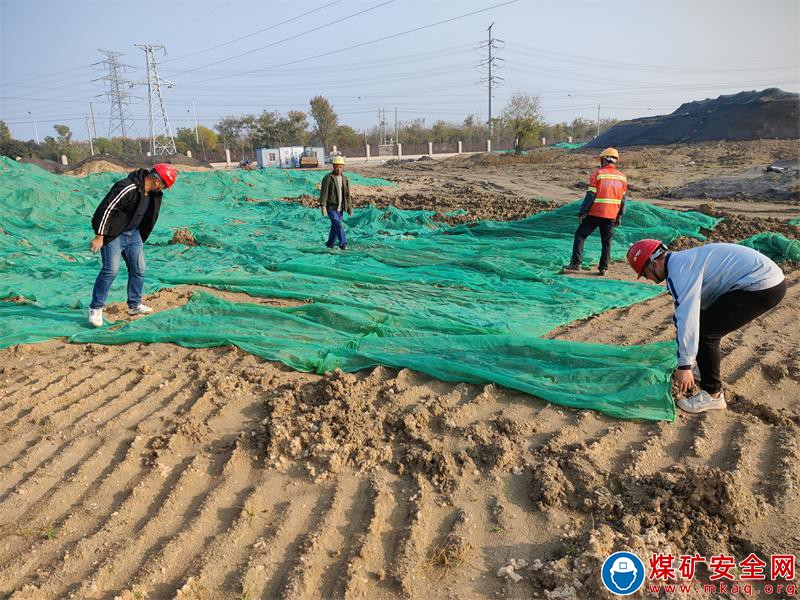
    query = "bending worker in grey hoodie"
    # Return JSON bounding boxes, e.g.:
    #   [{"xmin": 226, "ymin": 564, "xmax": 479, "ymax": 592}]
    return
[{"xmin": 626, "ymin": 240, "xmax": 786, "ymax": 413}]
